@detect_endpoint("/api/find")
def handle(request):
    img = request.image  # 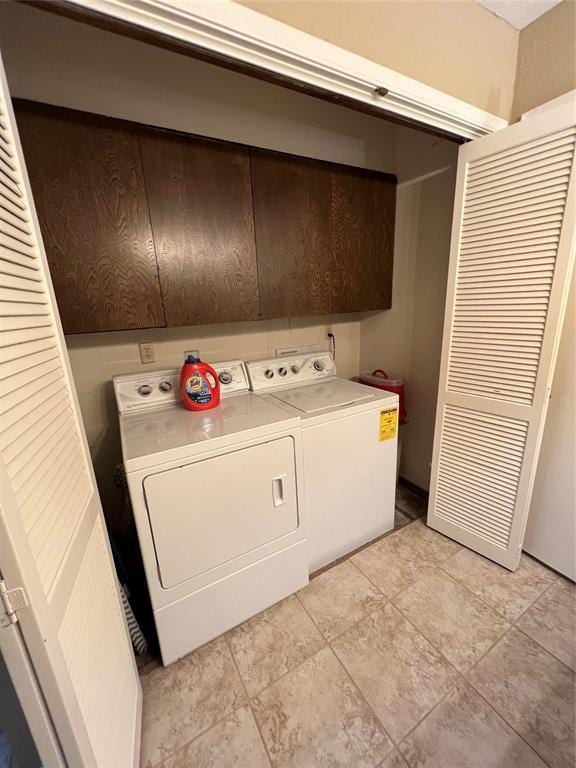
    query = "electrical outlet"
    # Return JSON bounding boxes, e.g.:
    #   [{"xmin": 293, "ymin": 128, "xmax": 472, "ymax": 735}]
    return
[
  {"xmin": 139, "ymin": 342, "xmax": 155, "ymax": 364},
  {"xmin": 184, "ymin": 348, "xmax": 200, "ymax": 360}
]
